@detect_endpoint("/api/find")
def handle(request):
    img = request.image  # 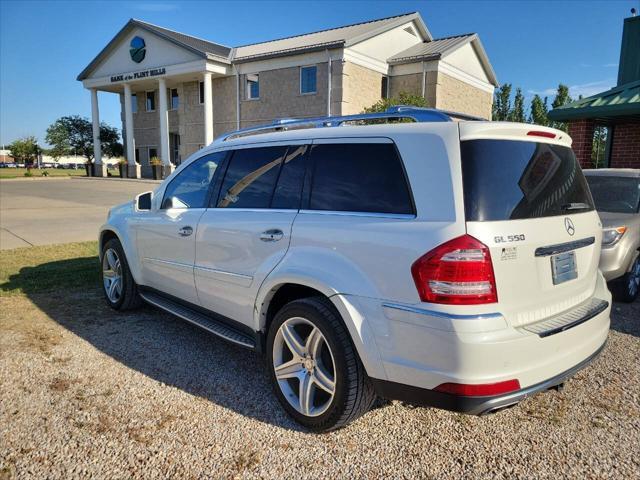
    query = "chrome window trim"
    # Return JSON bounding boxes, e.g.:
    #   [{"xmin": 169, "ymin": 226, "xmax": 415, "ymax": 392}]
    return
[
  {"xmin": 382, "ymin": 302, "xmax": 503, "ymax": 320},
  {"xmin": 299, "ymin": 210, "xmax": 415, "ymax": 220},
  {"xmin": 206, "ymin": 208, "xmax": 298, "ymax": 213}
]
